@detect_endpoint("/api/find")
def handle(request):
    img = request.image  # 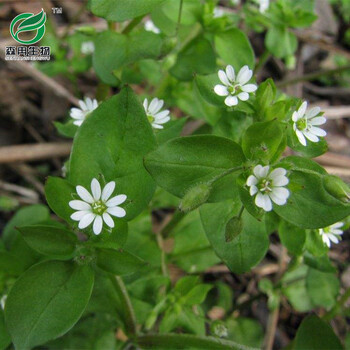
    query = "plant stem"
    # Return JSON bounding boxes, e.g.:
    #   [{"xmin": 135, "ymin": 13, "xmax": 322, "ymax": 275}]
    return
[
  {"xmin": 323, "ymin": 287, "xmax": 350, "ymax": 321},
  {"xmin": 254, "ymin": 50, "xmax": 270, "ymax": 75},
  {"xmin": 109, "ymin": 275, "xmax": 137, "ymax": 336},
  {"xmin": 207, "ymin": 166, "xmax": 244, "ymax": 185},
  {"xmin": 137, "ymin": 333, "xmax": 259, "ymax": 350},
  {"xmin": 175, "ymin": 0, "xmax": 184, "ymax": 37},
  {"xmin": 276, "ymin": 64, "xmax": 350, "ymax": 88},
  {"xmin": 155, "ymin": 232, "xmax": 168, "ymax": 277},
  {"xmin": 161, "ymin": 210, "xmax": 186, "ymax": 238},
  {"xmin": 122, "ymin": 16, "xmax": 143, "ymax": 34}
]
